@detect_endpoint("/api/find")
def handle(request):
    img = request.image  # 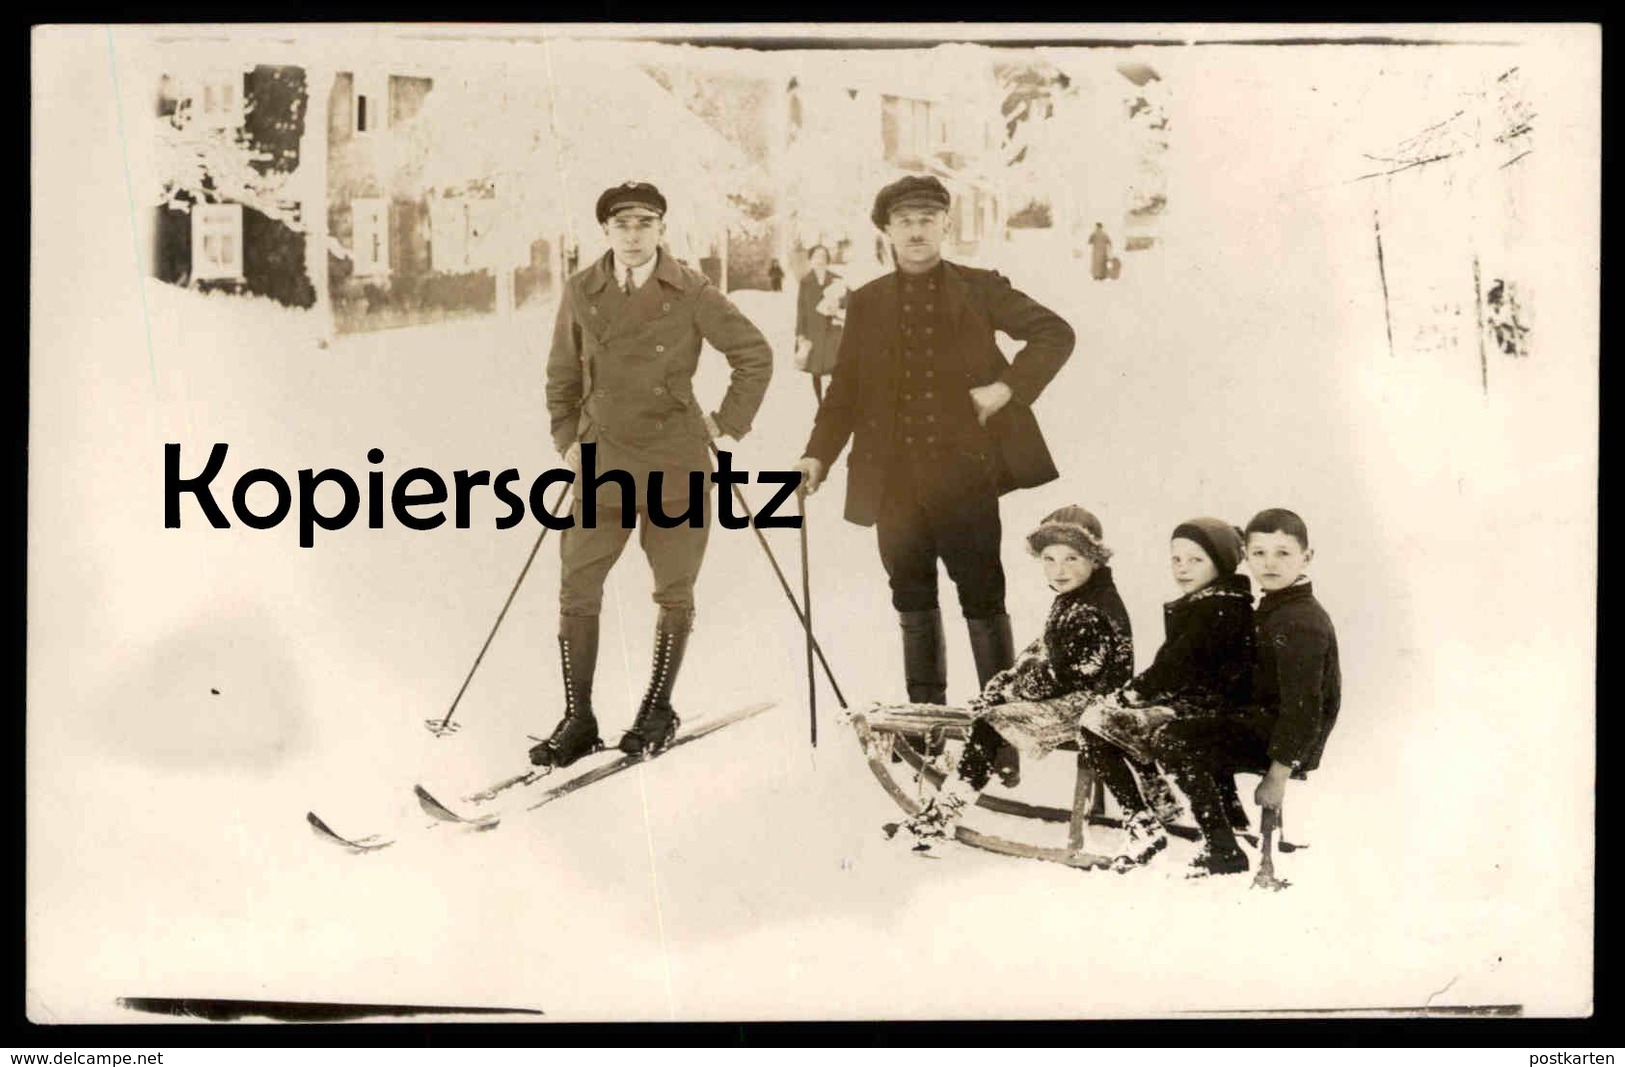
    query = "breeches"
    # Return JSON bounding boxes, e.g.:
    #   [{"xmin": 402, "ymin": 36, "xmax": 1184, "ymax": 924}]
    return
[
  {"xmin": 558, "ymin": 500, "xmax": 710, "ymax": 618},
  {"xmin": 875, "ymin": 460, "xmax": 1005, "ymax": 619}
]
